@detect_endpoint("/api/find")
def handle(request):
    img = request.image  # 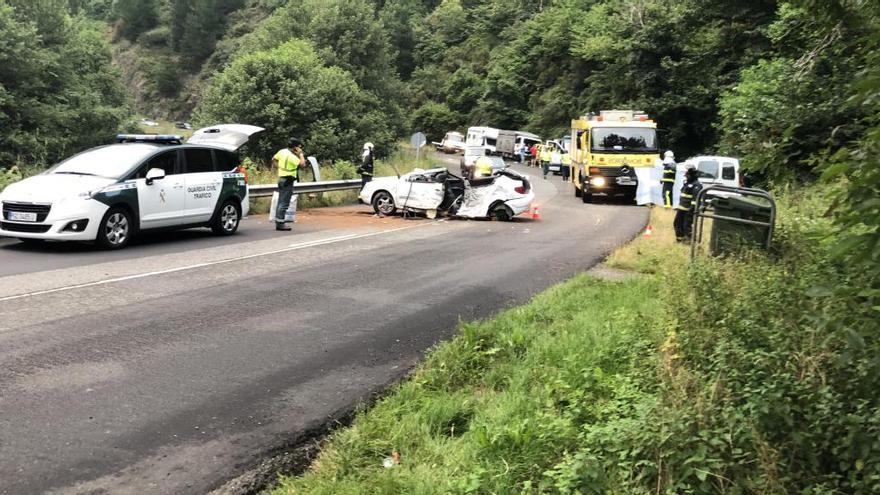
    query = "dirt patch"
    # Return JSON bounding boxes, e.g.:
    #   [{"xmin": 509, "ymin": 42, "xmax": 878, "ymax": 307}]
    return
[
  {"xmin": 587, "ymin": 263, "xmax": 643, "ymax": 282},
  {"xmin": 253, "ymin": 205, "xmax": 428, "ymax": 231}
]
